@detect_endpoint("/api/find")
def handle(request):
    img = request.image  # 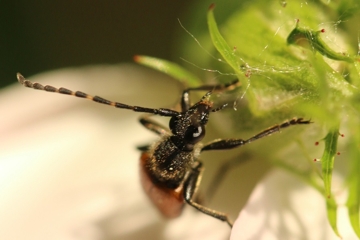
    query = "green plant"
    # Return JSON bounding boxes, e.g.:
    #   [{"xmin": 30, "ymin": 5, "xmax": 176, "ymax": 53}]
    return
[{"xmin": 137, "ymin": 1, "xmax": 360, "ymax": 237}]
